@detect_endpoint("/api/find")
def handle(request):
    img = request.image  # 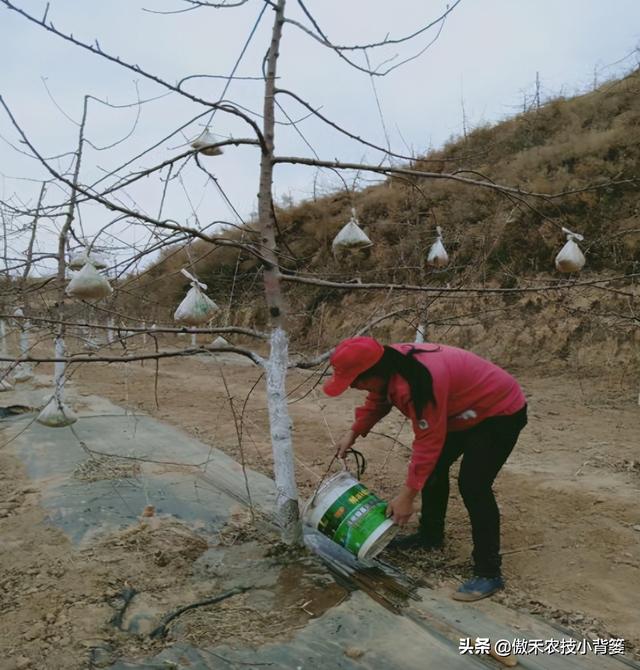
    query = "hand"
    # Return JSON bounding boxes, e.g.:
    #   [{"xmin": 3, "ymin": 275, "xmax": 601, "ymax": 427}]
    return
[
  {"xmin": 386, "ymin": 486, "xmax": 418, "ymax": 526},
  {"xmin": 335, "ymin": 430, "xmax": 357, "ymax": 459}
]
